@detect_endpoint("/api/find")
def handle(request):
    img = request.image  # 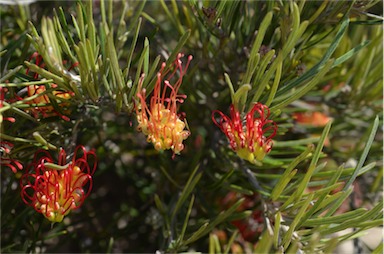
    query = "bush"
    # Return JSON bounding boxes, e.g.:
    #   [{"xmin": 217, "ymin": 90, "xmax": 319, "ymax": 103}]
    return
[{"xmin": 1, "ymin": 0, "xmax": 382, "ymax": 253}]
